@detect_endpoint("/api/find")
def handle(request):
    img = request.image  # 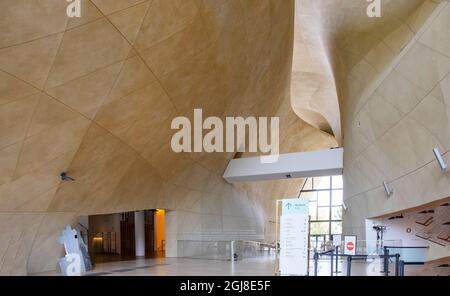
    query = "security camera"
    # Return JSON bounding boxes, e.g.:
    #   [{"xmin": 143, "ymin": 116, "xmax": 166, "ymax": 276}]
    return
[{"xmin": 60, "ymin": 172, "xmax": 75, "ymax": 181}]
